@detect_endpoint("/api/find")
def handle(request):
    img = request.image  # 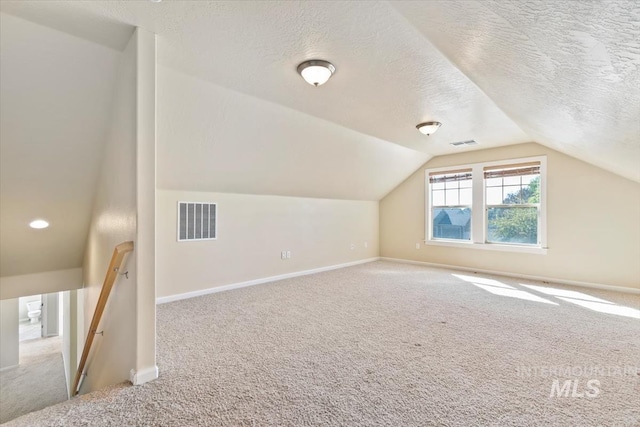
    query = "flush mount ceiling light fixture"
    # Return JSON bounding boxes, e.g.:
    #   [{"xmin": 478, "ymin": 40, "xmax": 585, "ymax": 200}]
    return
[
  {"xmin": 29, "ymin": 219, "xmax": 49, "ymax": 229},
  {"xmin": 416, "ymin": 121, "xmax": 442, "ymax": 136},
  {"xmin": 297, "ymin": 60, "xmax": 336, "ymax": 87}
]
